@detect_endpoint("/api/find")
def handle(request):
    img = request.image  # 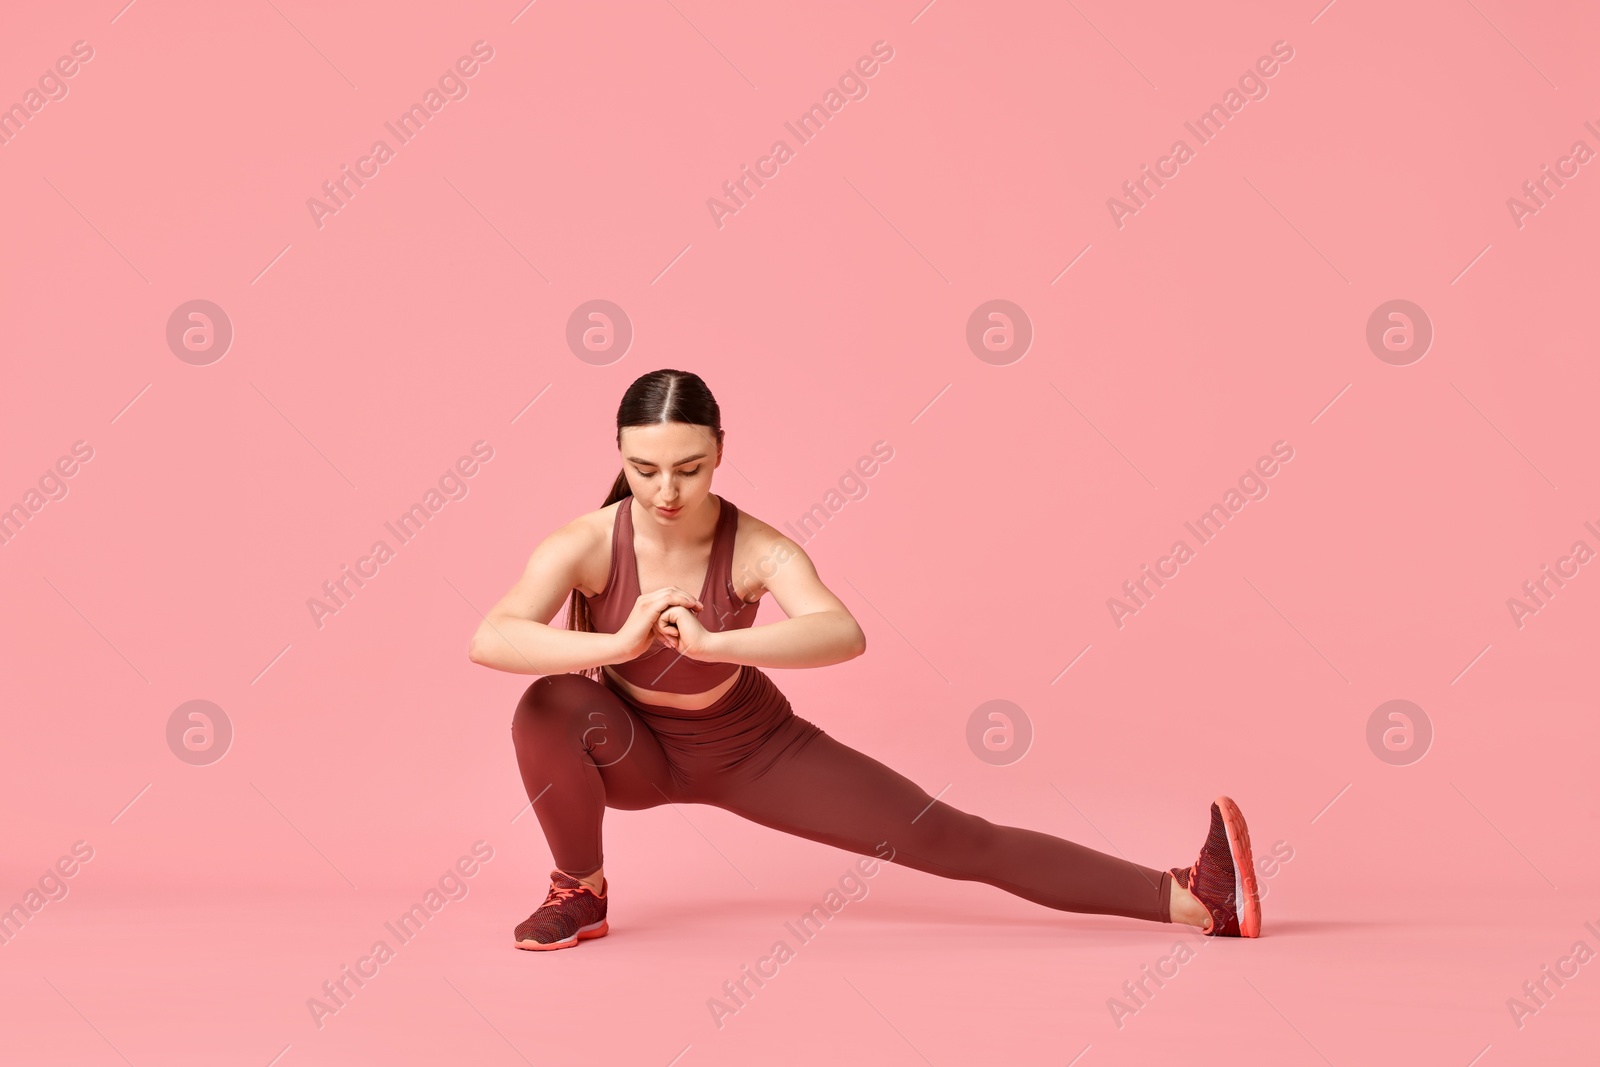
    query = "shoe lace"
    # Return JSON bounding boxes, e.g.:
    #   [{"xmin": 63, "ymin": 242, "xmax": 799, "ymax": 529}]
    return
[{"xmin": 539, "ymin": 879, "xmax": 590, "ymax": 911}]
